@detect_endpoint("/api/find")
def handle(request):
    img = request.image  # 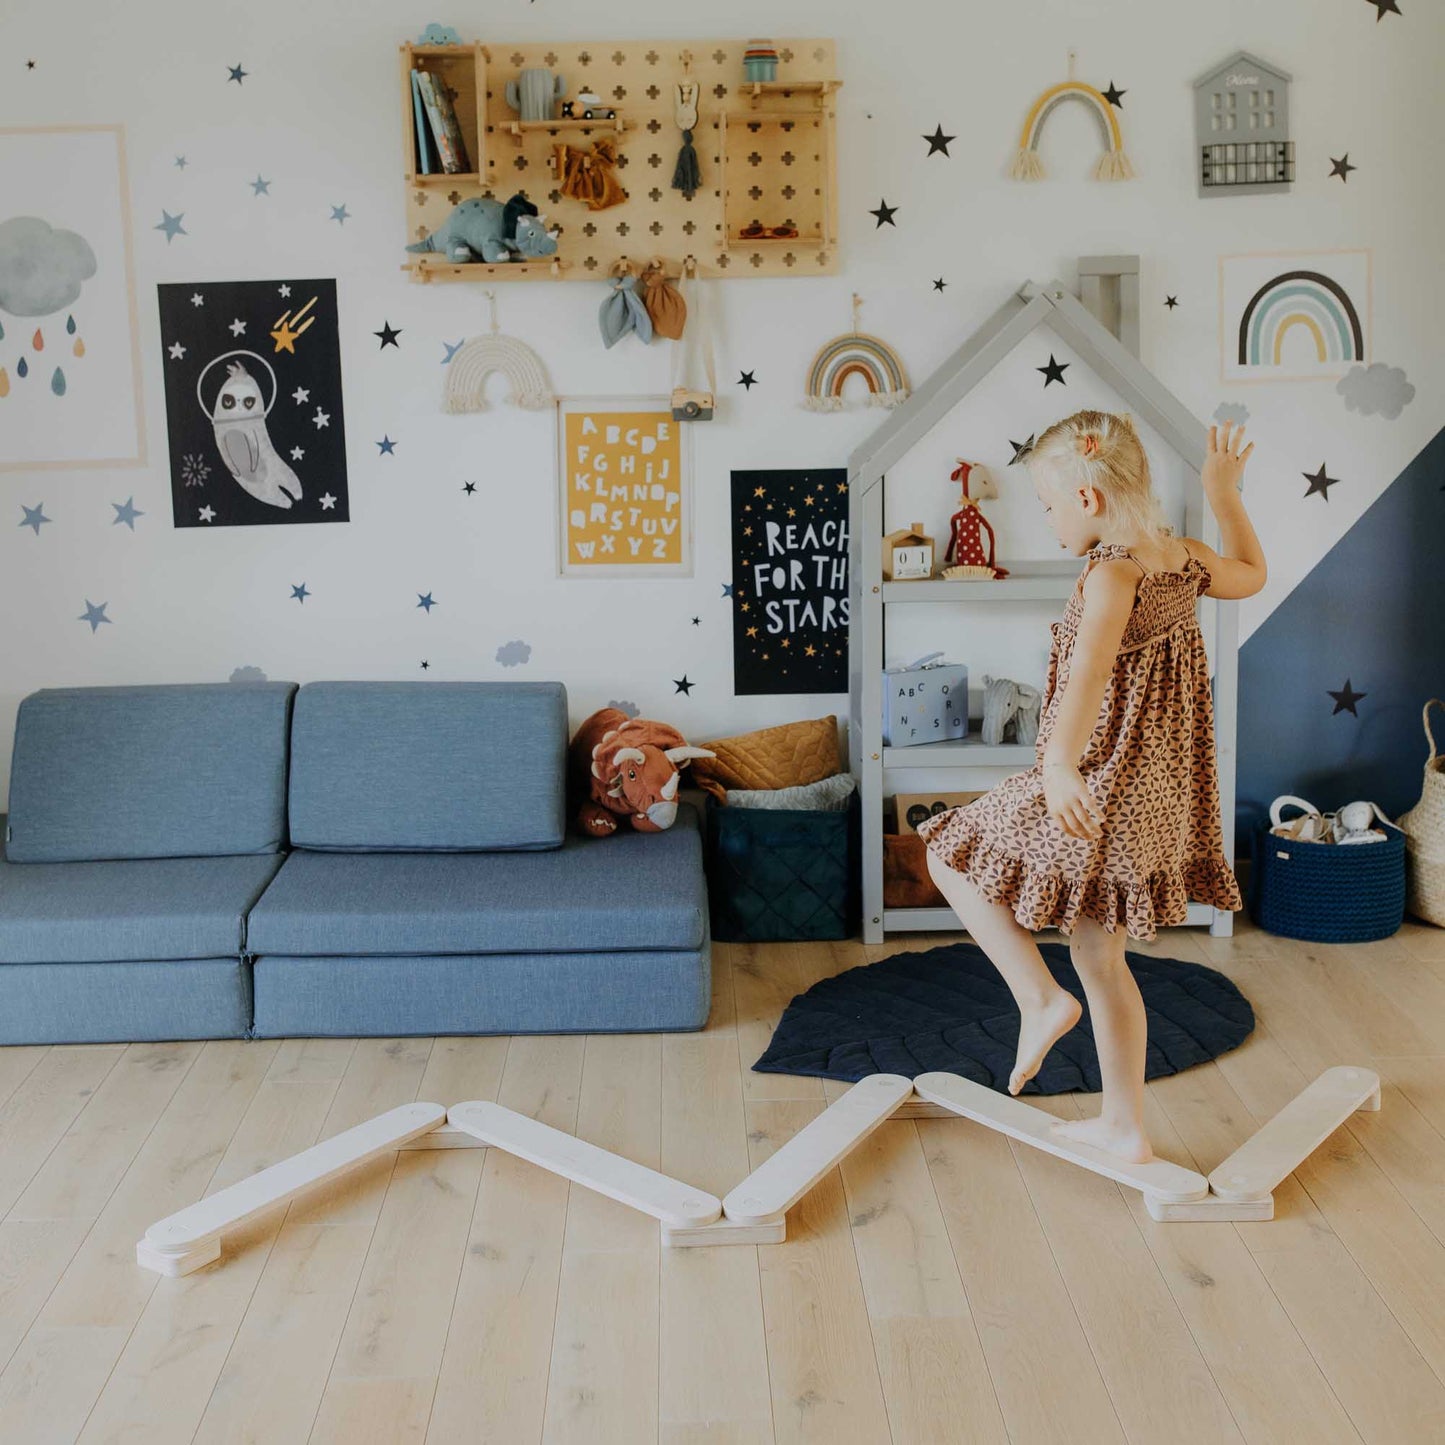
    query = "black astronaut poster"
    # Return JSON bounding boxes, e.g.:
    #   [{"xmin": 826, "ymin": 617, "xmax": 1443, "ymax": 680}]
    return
[{"xmin": 157, "ymin": 278, "xmax": 349, "ymax": 527}]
